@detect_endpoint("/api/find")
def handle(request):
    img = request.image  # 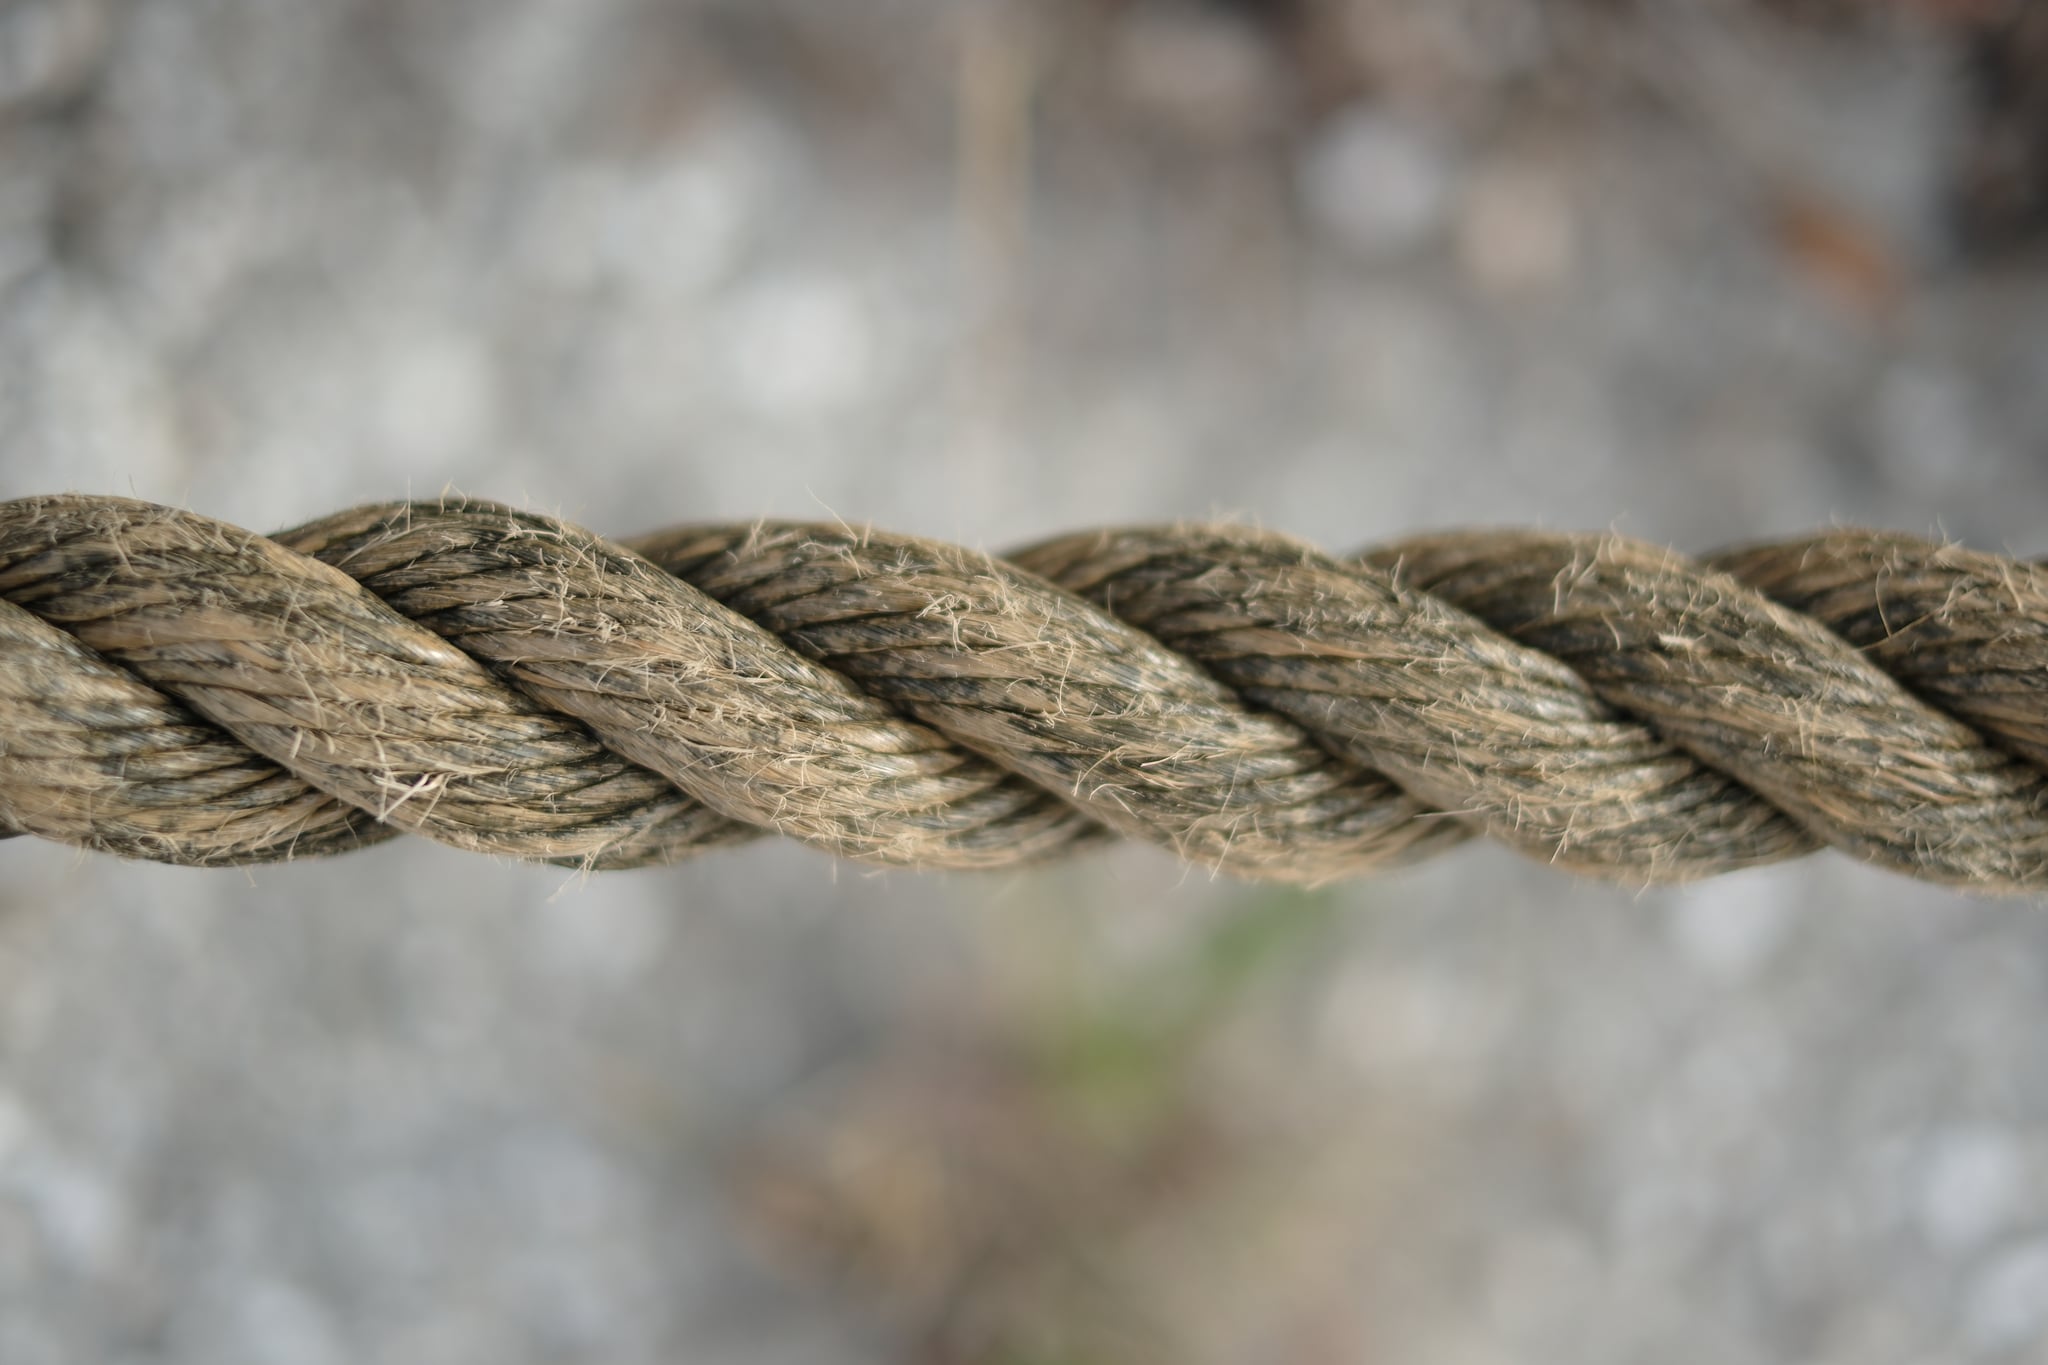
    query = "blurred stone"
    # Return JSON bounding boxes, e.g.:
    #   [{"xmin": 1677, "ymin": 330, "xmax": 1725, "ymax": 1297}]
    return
[
  {"xmin": 0, "ymin": 0, "xmax": 109, "ymax": 113},
  {"xmin": 1323, "ymin": 0, "xmax": 1551, "ymax": 94},
  {"xmin": 1456, "ymin": 155, "xmax": 1577, "ymax": 293},
  {"xmin": 1871, "ymin": 360, "xmax": 1980, "ymax": 487},
  {"xmin": 1657, "ymin": 1, "xmax": 1955, "ymax": 264},
  {"xmin": 367, "ymin": 328, "xmax": 497, "ymax": 467},
  {"xmin": 223, "ymin": 1278, "xmax": 344, "ymax": 1365},
  {"xmin": 1965, "ymin": 1239, "xmax": 2048, "ymax": 1352},
  {"xmin": 1666, "ymin": 872, "xmax": 1796, "ymax": 984},
  {"xmin": 1916, "ymin": 1125, "xmax": 2025, "ymax": 1256},
  {"xmin": 511, "ymin": 111, "xmax": 783, "ymax": 300},
  {"xmin": 1296, "ymin": 104, "xmax": 1455, "ymax": 258},
  {"xmin": 1110, "ymin": 1, "xmax": 1286, "ymax": 143},
  {"xmin": 720, "ymin": 273, "xmax": 879, "ymax": 418}
]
